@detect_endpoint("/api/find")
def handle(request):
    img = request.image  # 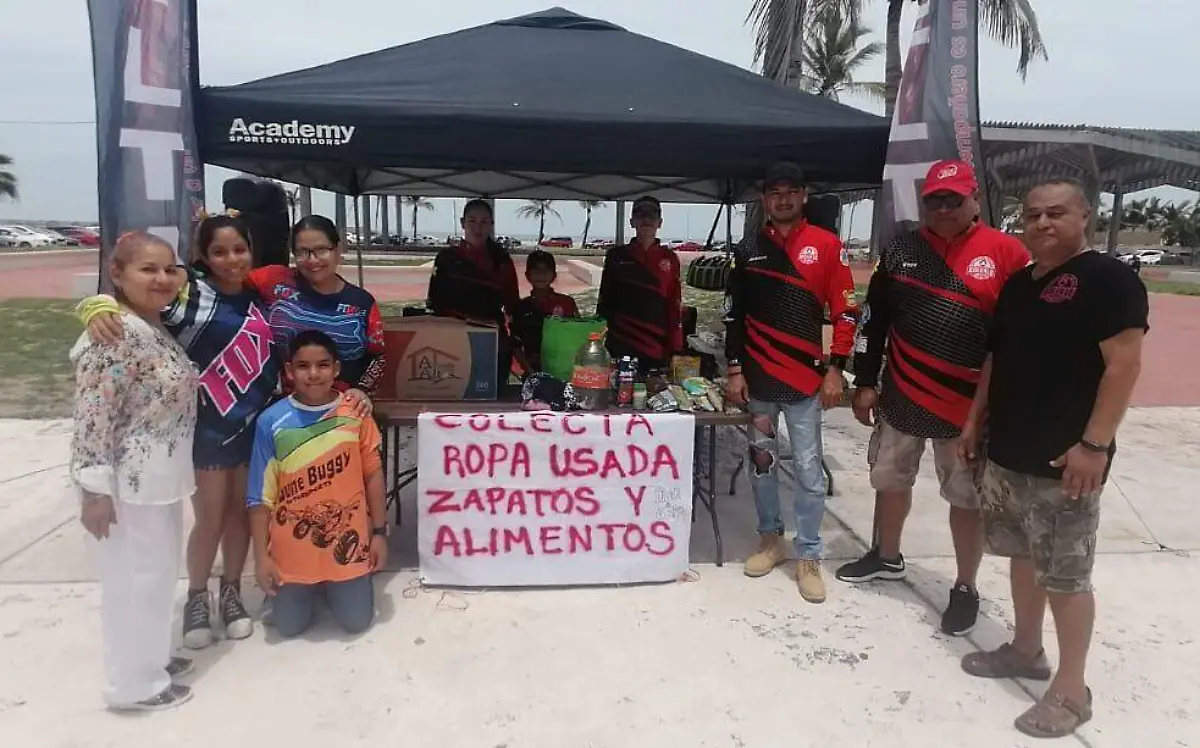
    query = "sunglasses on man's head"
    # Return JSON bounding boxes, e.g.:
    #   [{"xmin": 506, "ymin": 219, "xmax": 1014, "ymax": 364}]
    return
[{"xmin": 923, "ymin": 193, "xmax": 966, "ymax": 211}]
